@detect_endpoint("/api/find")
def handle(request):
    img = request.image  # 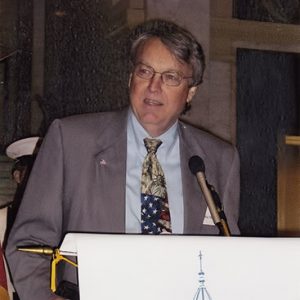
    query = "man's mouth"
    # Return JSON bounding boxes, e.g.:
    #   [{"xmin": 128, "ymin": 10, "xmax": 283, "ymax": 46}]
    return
[{"xmin": 144, "ymin": 98, "xmax": 163, "ymax": 106}]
